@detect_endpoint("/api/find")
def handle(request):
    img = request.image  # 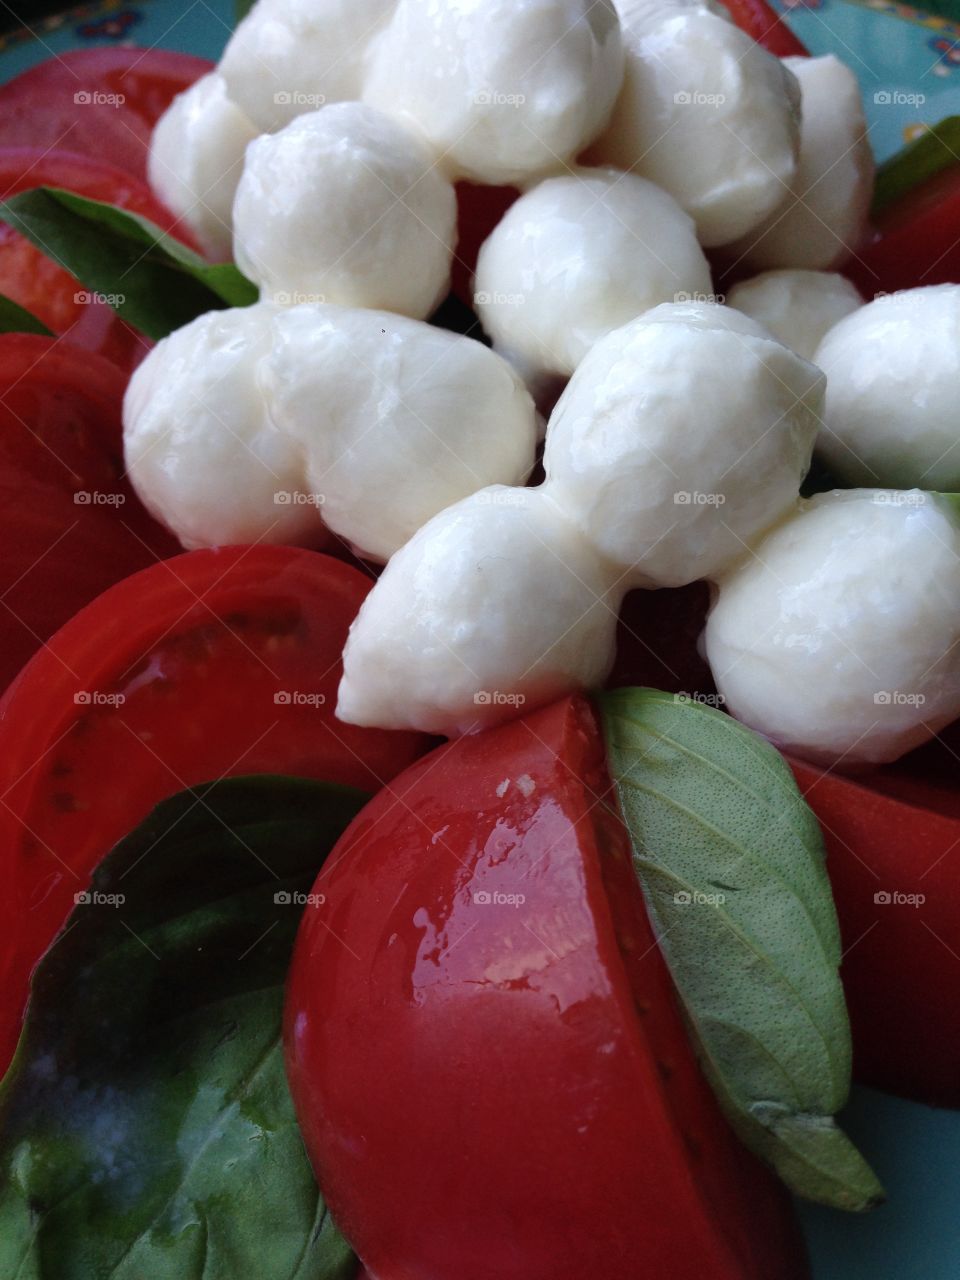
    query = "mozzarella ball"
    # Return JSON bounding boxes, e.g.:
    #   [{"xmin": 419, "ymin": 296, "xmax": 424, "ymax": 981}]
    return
[
  {"xmin": 588, "ymin": 8, "xmax": 801, "ymax": 247},
  {"xmin": 233, "ymin": 104, "xmax": 456, "ymax": 317},
  {"xmin": 474, "ymin": 169, "xmax": 712, "ymax": 379},
  {"xmin": 727, "ymin": 55, "xmax": 874, "ymax": 271},
  {"xmin": 706, "ymin": 490, "xmax": 960, "ymax": 765},
  {"xmin": 813, "ymin": 285, "xmax": 960, "ymax": 490},
  {"xmin": 260, "ymin": 305, "xmax": 537, "ymax": 560},
  {"xmin": 337, "ymin": 487, "xmax": 623, "ymax": 736},
  {"xmin": 362, "ymin": 0, "xmax": 624, "ymax": 185},
  {"xmin": 220, "ymin": 0, "xmax": 395, "ymax": 133},
  {"xmin": 542, "ymin": 302, "xmax": 824, "ymax": 587},
  {"xmin": 124, "ymin": 305, "xmax": 323, "ymax": 550},
  {"xmin": 148, "ymin": 73, "xmax": 257, "ymax": 262},
  {"xmin": 727, "ymin": 270, "xmax": 862, "ymax": 361}
]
